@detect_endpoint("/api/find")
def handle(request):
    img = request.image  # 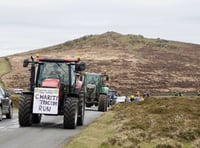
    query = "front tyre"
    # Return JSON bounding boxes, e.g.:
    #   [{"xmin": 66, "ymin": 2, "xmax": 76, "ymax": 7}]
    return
[
  {"xmin": 6, "ymin": 105, "xmax": 13, "ymax": 119},
  {"xmin": 63, "ymin": 97, "xmax": 78, "ymax": 129},
  {"xmin": 18, "ymin": 94, "xmax": 33, "ymax": 126},
  {"xmin": 98, "ymin": 94, "xmax": 108, "ymax": 112},
  {"xmin": 77, "ymin": 92, "xmax": 85, "ymax": 126}
]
